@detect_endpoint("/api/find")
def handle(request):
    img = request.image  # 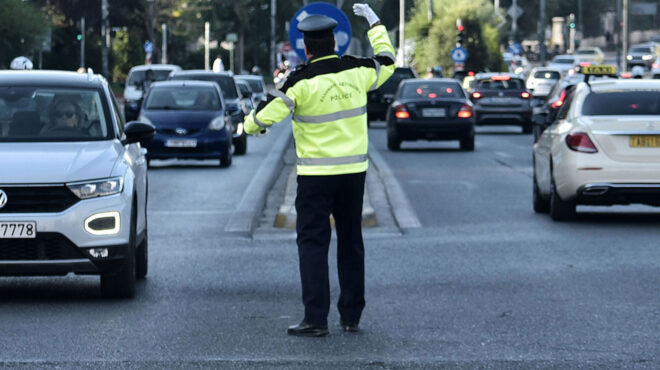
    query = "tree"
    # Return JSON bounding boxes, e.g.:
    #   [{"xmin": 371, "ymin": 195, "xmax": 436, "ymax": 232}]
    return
[
  {"xmin": 407, "ymin": 0, "xmax": 504, "ymax": 76},
  {"xmin": 0, "ymin": 0, "xmax": 47, "ymax": 68}
]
